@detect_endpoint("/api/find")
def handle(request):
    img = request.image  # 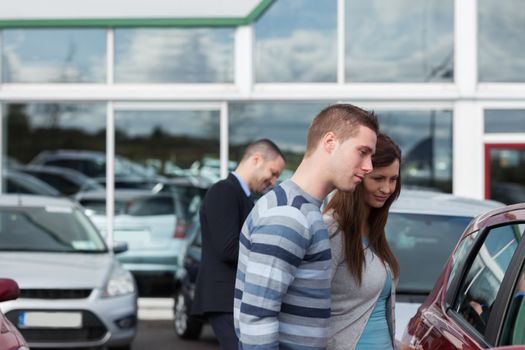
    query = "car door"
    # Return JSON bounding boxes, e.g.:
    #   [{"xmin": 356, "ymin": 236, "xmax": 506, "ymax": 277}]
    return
[
  {"xmin": 408, "ymin": 221, "xmax": 525, "ymax": 349},
  {"xmin": 443, "ymin": 222, "xmax": 525, "ymax": 348}
]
